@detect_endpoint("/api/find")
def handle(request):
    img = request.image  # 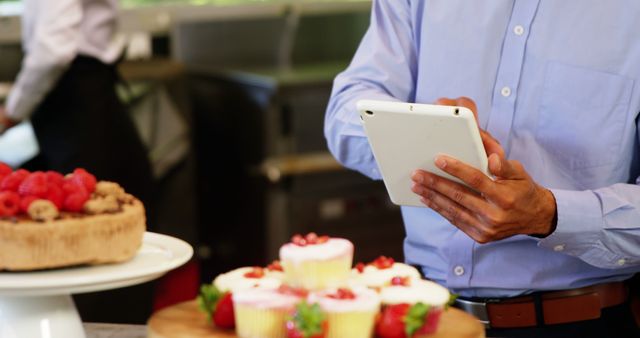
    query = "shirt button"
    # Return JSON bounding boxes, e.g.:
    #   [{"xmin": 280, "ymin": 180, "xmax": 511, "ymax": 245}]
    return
[
  {"xmin": 513, "ymin": 25, "xmax": 525, "ymax": 36},
  {"xmin": 453, "ymin": 265, "xmax": 465, "ymax": 276},
  {"xmin": 553, "ymin": 244, "xmax": 565, "ymax": 252},
  {"xmin": 617, "ymin": 259, "xmax": 626, "ymax": 266},
  {"xmin": 501, "ymin": 86, "xmax": 512, "ymax": 97}
]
